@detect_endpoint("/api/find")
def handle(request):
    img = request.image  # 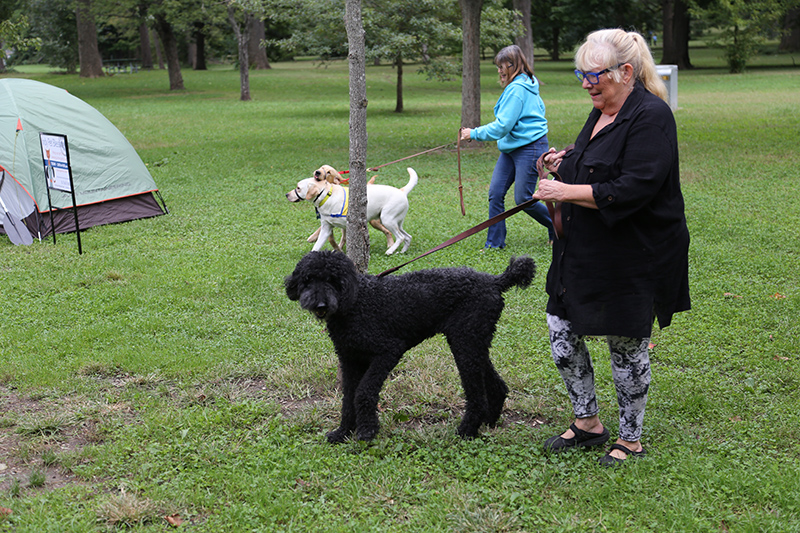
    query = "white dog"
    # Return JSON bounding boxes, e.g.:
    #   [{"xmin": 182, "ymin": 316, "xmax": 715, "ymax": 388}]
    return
[{"xmin": 287, "ymin": 165, "xmax": 416, "ymax": 255}]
